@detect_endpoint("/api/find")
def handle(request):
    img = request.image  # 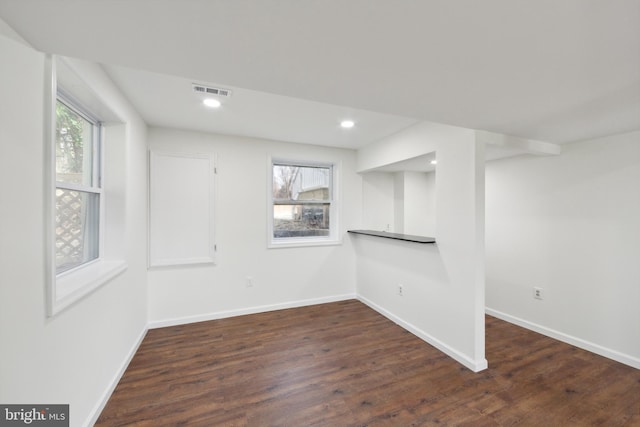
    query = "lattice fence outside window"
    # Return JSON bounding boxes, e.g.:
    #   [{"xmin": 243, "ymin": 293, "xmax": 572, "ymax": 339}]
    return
[{"xmin": 55, "ymin": 189, "xmax": 85, "ymax": 270}]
